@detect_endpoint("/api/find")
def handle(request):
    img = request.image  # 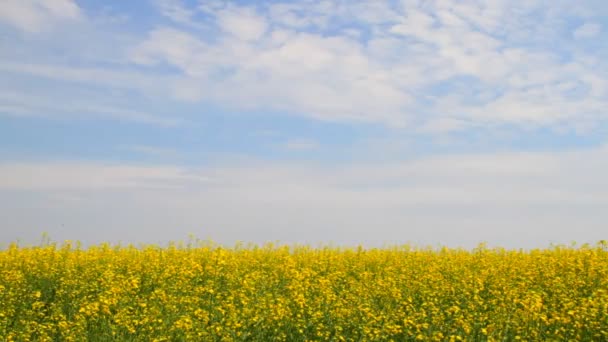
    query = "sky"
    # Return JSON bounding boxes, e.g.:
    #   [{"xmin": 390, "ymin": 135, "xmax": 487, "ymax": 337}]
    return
[{"xmin": 0, "ymin": 0, "xmax": 607, "ymax": 249}]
